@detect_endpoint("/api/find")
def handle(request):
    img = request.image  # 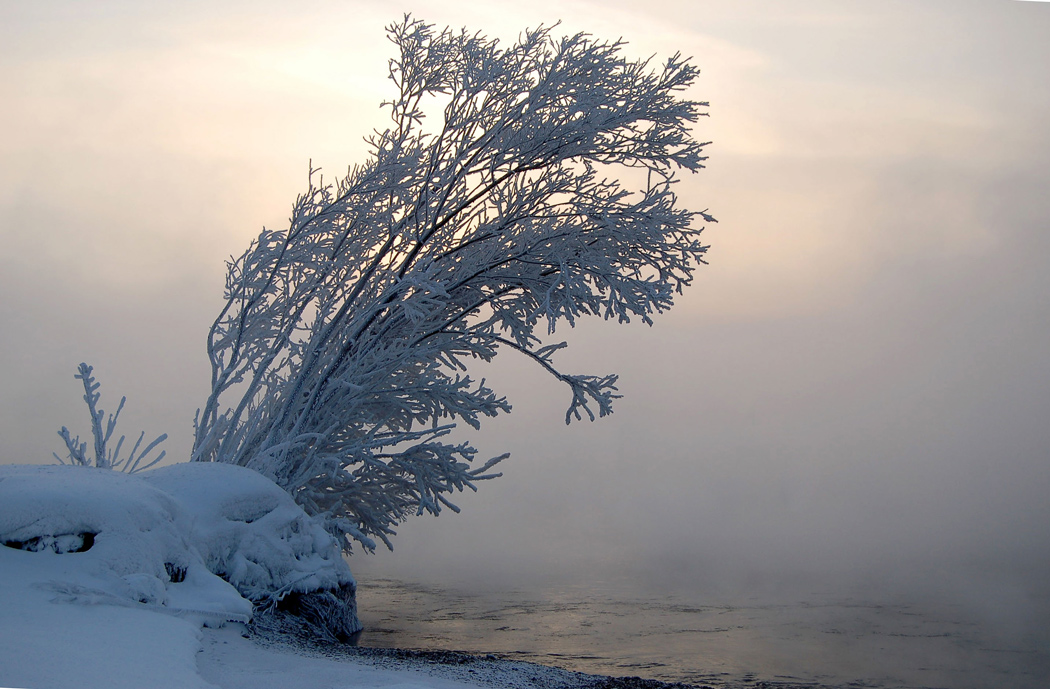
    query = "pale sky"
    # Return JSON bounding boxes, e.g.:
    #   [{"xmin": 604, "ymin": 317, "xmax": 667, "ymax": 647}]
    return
[{"xmin": 2, "ymin": 0, "xmax": 1049, "ymax": 620}]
